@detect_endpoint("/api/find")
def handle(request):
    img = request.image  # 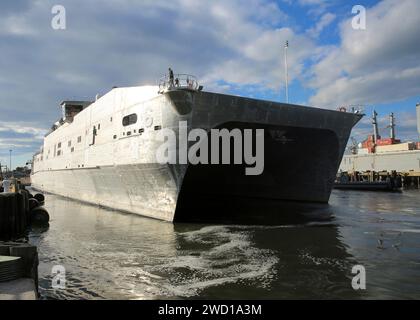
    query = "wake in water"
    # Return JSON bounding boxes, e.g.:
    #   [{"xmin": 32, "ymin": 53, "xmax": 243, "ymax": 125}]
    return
[{"xmin": 120, "ymin": 225, "xmax": 278, "ymax": 298}]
